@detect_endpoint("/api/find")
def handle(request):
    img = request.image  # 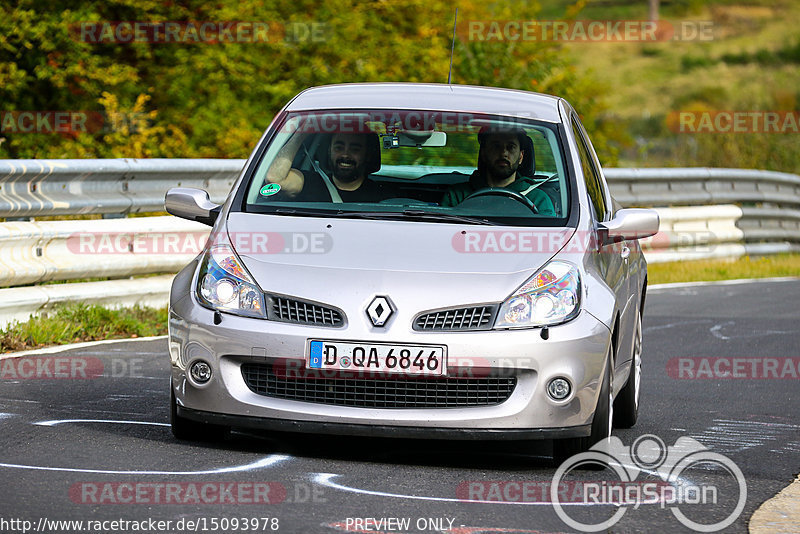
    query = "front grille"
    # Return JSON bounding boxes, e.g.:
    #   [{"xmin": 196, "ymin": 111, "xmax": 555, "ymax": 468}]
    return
[
  {"xmin": 241, "ymin": 363, "xmax": 516, "ymax": 408},
  {"xmin": 268, "ymin": 296, "xmax": 344, "ymax": 327},
  {"xmin": 414, "ymin": 305, "xmax": 498, "ymax": 331}
]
